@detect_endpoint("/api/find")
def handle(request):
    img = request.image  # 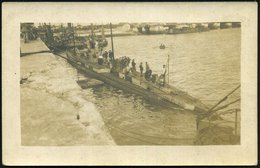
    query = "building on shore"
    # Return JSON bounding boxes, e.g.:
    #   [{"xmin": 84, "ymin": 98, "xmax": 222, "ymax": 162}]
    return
[
  {"xmin": 149, "ymin": 25, "xmax": 167, "ymax": 34},
  {"xmin": 196, "ymin": 23, "xmax": 209, "ymax": 32},
  {"xmin": 119, "ymin": 23, "xmax": 132, "ymax": 32},
  {"xmin": 232, "ymin": 22, "xmax": 241, "ymax": 28},
  {"xmin": 188, "ymin": 23, "xmax": 197, "ymax": 29},
  {"xmin": 208, "ymin": 22, "xmax": 220, "ymax": 30},
  {"xmin": 220, "ymin": 22, "xmax": 232, "ymax": 29}
]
